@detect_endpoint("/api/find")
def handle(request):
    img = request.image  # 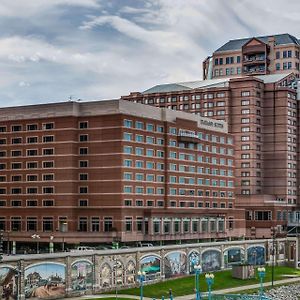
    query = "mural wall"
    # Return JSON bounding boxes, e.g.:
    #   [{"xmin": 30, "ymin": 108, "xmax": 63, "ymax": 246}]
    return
[
  {"xmin": 0, "ymin": 238, "xmax": 294, "ymax": 299},
  {"xmin": 24, "ymin": 263, "xmax": 65, "ymax": 299}
]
